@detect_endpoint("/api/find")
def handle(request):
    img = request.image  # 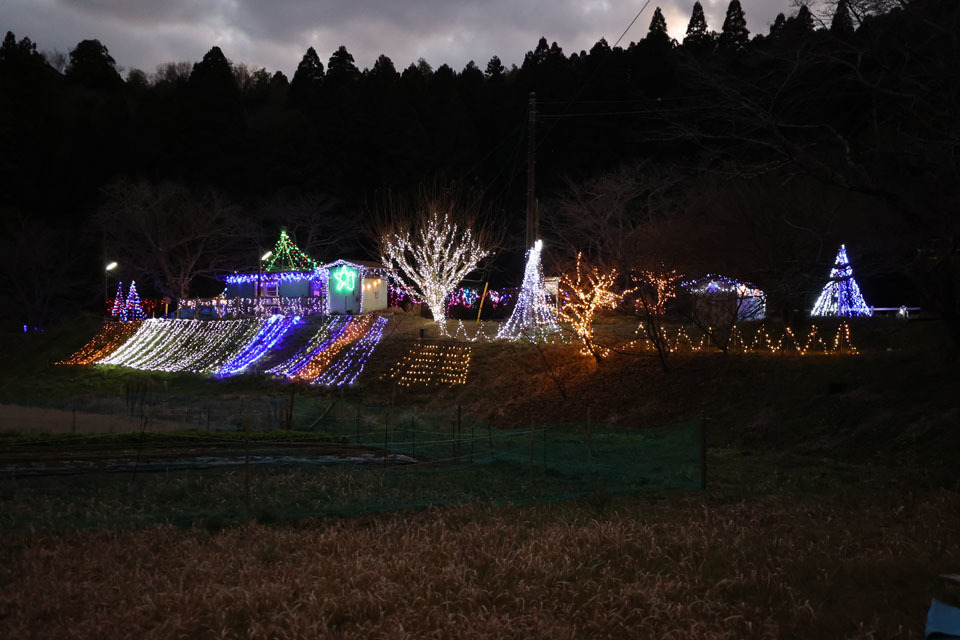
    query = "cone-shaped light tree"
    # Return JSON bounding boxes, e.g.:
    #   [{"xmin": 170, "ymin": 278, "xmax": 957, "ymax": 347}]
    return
[
  {"xmin": 498, "ymin": 240, "xmax": 559, "ymax": 340},
  {"xmin": 110, "ymin": 281, "xmax": 125, "ymax": 318},
  {"xmin": 124, "ymin": 280, "xmax": 147, "ymax": 321},
  {"xmin": 811, "ymin": 244, "xmax": 872, "ymax": 317}
]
